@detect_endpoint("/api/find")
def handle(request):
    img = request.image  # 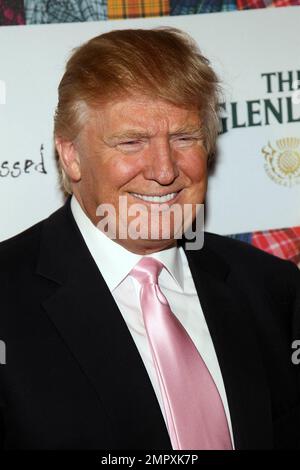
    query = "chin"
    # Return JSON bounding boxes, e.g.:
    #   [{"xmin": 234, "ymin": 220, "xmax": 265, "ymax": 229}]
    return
[{"xmin": 119, "ymin": 237, "xmax": 178, "ymax": 255}]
